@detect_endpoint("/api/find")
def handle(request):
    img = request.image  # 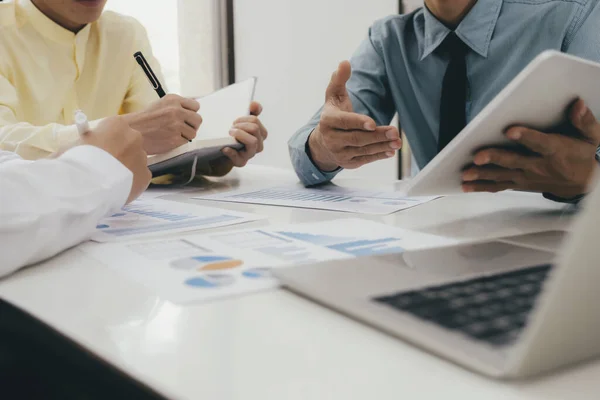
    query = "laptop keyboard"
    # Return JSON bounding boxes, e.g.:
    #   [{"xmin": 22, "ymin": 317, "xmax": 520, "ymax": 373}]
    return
[{"xmin": 374, "ymin": 264, "xmax": 552, "ymax": 347}]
